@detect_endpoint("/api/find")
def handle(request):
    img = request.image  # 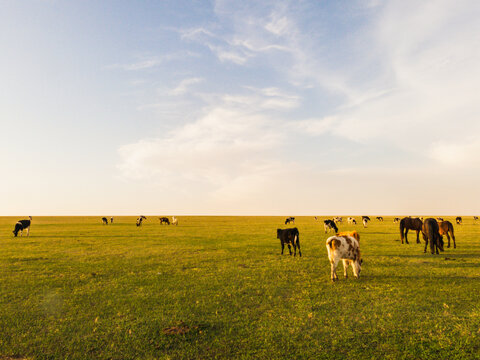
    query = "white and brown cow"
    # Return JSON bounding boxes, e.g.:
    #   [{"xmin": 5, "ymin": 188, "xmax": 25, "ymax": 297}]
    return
[{"xmin": 326, "ymin": 234, "xmax": 362, "ymax": 281}]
